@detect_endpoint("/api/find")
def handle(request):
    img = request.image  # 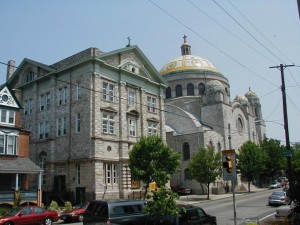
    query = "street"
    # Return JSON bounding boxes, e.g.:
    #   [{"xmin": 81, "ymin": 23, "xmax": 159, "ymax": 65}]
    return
[
  {"xmin": 54, "ymin": 188, "xmax": 280, "ymax": 225},
  {"xmin": 193, "ymin": 188, "xmax": 278, "ymax": 225}
]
